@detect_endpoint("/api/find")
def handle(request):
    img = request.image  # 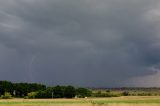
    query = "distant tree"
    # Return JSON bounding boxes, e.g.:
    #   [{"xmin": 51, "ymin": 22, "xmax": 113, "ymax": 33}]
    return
[
  {"xmin": 106, "ymin": 90, "xmax": 111, "ymax": 93},
  {"xmin": 14, "ymin": 83, "xmax": 46, "ymax": 97},
  {"xmin": 0, "ymin": 81, "xmax": 13, "ymax": 96},
  {"xmin": 44, "ymin": 87, "xmax": 54, "ymax": 98},
  {"xmin": 16, "ymin": 83, "xmax": 28, "ymax": 97},
  {"xmin": 0, "ymin": 87, "xmax": 5, "ymax": 96},
  {"xmin": 76, "ymin": 88, "xmax": 91, "ymax": 98},
  {"xmin": 64, "ymin": 86, "xmax": 76, "ymax": 98},
  {"xmin": 122, "ymin": 91, "xmax": 130, "ymax": 96},
  {"xmin": 53, "ymin": 86, "xmax": 64, "ymax": 98}
]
